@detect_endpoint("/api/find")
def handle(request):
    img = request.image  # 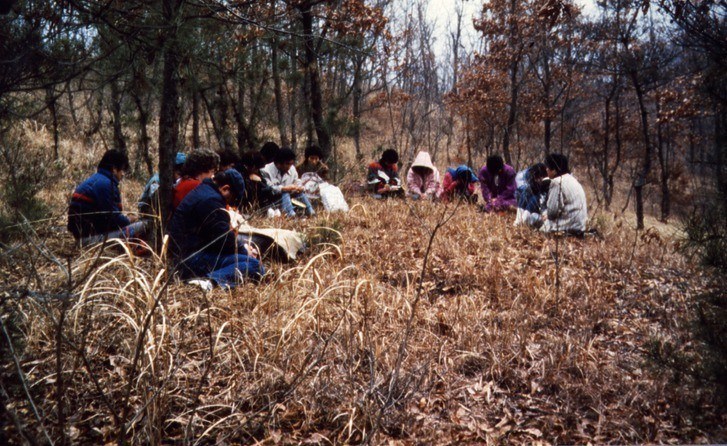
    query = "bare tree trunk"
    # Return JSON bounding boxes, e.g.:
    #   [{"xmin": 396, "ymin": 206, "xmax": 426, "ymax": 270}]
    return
[
  {"xmin": 132, "ymin": 92, "xmax": 153, "ymax": 176},
  {"xmin": 502, "ymin": 59, "xmax": 517, "ymax": 165},
  {"xmin": 235, "ymin": 69, "xmax": 255, "ymax": 152},
  {"xmin": 289, "ymin": 46, "xmax": 298, "ymax": 150},
  {"xmin": 352, "ymin": 52, "xmax": 363, "ymax": 159},
  {"xmin": 630, "ymin": 70, "xmax": 651, "ymax": 230},
  {"xmin": 602, "ymin": 95, "xmax": 612, "ymax": 208},
  {"xmin": 157, "ymin": 0, "xmax": 183, "ymax": 233},
  {"xmin": 501, "ymin": 0, "xmax": 519, "ymax": 165},
  {"xmin": 46, "ymin": 86, "xmax": 60, "ymax": 159},
  {"xmin": 192, "ymin": 85, "xmax": 200, "ymax": 149},
  {"xmin": 656, "ymin": 101, "xmax": 670, "ymax": 222},
  {"xmin": 299, "ymin": 2, "xmax": 331, "ymax": 157},
  {"xmin": 66, "ymin": 80, "xmax": 80, "ymax": 129},
  {"xmin": 110, "ymin": 80, "xmax": 127, "ymax": 153},
  {"xmin": 271, "ymin": 35, "xmax": 289, "ymax": 147}
]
